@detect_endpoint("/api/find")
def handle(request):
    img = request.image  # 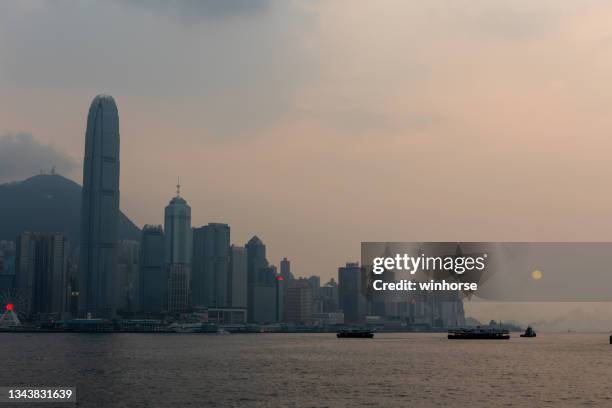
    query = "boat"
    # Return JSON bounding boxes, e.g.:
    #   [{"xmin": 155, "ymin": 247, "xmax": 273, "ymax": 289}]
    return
[
  {"xmin": 448, "ymin": 326, "xmax": 510, "ymax": 340},
  {"xmin": 520, "ymin": 326, "xmax": 537, "ymax": 338},
  {"xmin": 337, "ymin": 329, "xmax": 374, "ymax": 339}
]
